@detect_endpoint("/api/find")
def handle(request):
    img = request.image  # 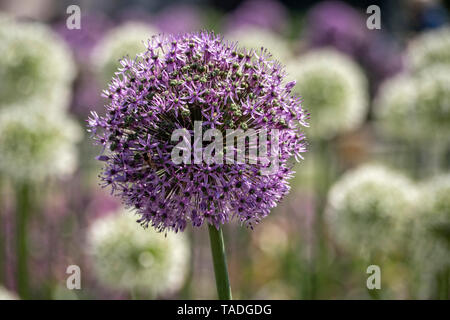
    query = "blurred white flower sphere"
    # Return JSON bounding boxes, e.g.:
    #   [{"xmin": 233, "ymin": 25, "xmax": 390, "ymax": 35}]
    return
[
  {"xmin": 0, "ymin": 109, "xmax": 81, "ymax": 182},
  {"xmin": 413, "ymin": 175, "xmax": 450, "ymax": 281},
  {"xmin": 326, "ymin": 164, "xmax": 417, "ymax": 258},
  {"xmin": 375, "ymin": 66, "xmax": 450, "ymax": 141},
  {"xmin": 0, "ymin": 286, "xmax": 18, "ymax": 300},
  {"xmin": 0, "ymin": 17, "xmax": 75, "ymax": 111},
  {"xmin": 288, "ymin": 49, "xmax": 368, "ymax": 139},
  {"xmin": 92, "ymin": 22, "xmax": 159, "ymax": 84},
  {"xmin": 87, "ymin": 210, "xmax": 190, "ymax": 297},
  {"xmin": 408, "ymin": 27, "xmax": 450, "ymax": 73}
]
